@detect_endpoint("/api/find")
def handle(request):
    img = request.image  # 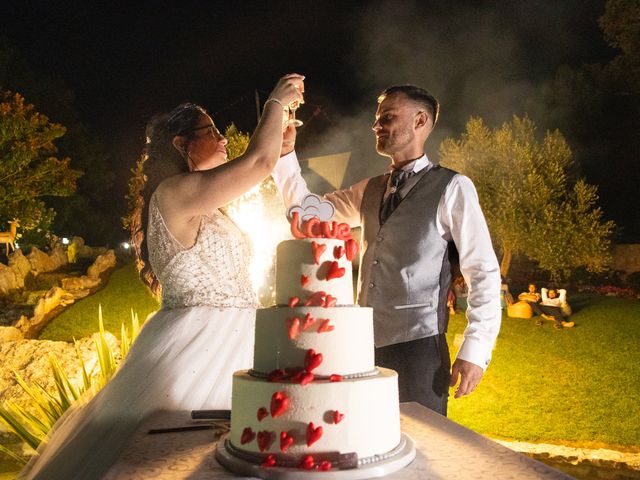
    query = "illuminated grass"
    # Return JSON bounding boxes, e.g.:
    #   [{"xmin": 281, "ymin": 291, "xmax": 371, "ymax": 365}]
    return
[
  {"xmin": 38, "ymin": 263, "xmax": 159, "ymax": 342},
  {"xmin": 447, "ymin": 294, "xmax": 640, "ymax": 449}
]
